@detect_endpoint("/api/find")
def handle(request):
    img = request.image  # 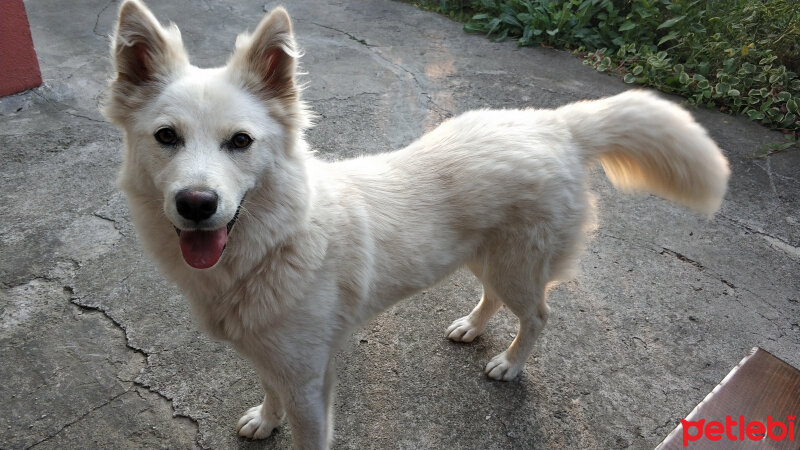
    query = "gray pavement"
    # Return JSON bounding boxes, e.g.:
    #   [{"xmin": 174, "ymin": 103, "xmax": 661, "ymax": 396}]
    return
[{"xmin": 1, "ymin": 0, "xmax": 799, "ymax": 448}]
